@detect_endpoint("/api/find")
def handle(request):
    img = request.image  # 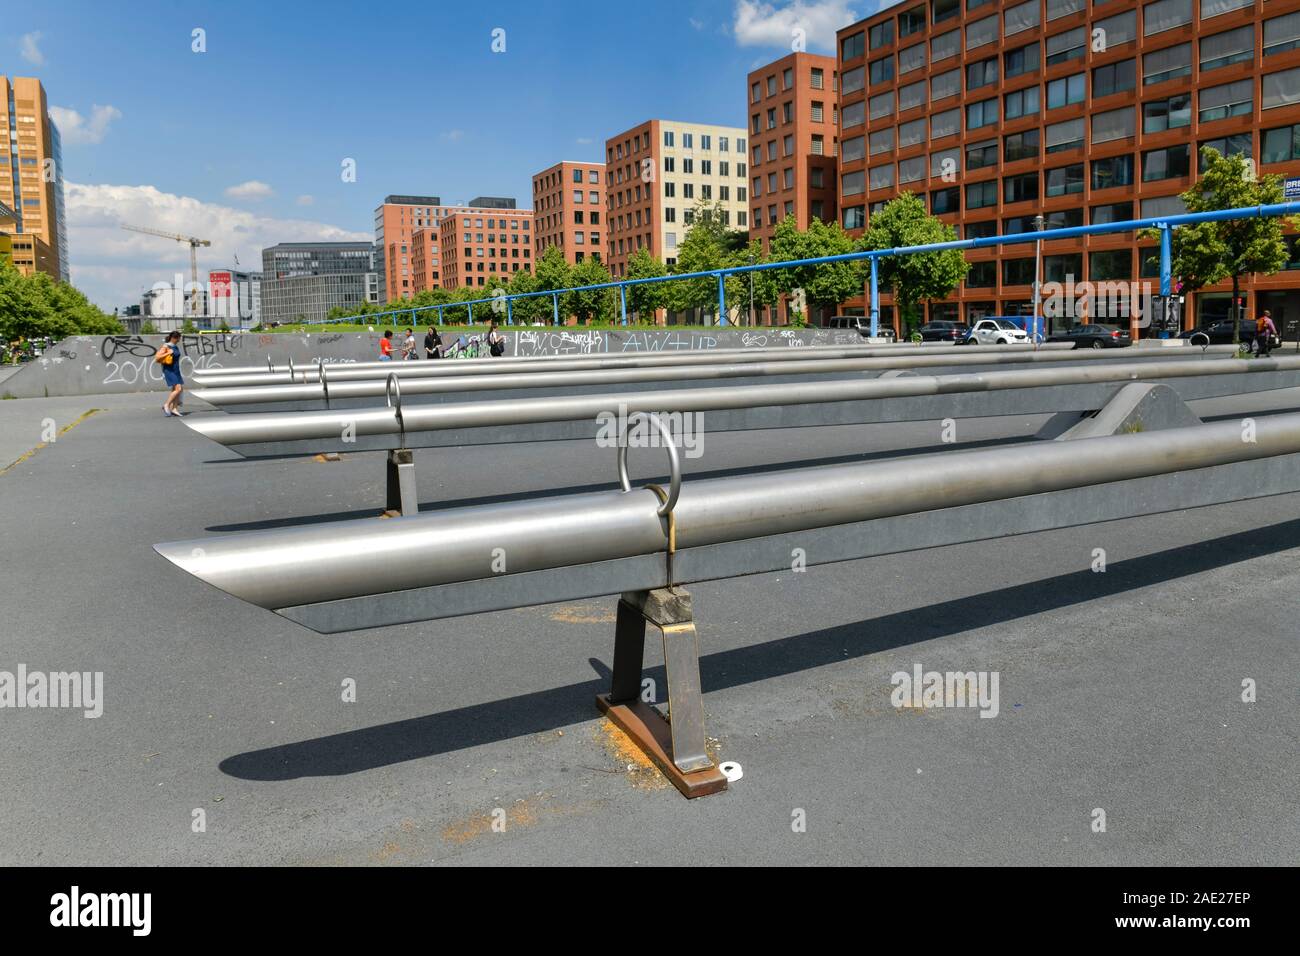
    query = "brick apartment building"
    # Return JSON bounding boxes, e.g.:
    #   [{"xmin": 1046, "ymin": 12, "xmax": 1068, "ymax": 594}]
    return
[
  {"xmin": 604, "ymin": 119, "xmax": 750, "ymax": 280},
  {"xmin": 835, "ymin": 0, "xmax": 1300, "ymax": 334},
  {"xmin": 438, "ymin": 207, "xmax": 534, "ymax": 289},
  {"xmin": 0, "ymin": 76, "xmax": 67, "ymax": 281},
  {"xmin": 747, "ymin": 51, "xmax": 841, "ymax": 323},
  {"xmin": 373, "ymin": 195, "xmax": 522, "ymax": 300},
  {"xmin": 532, "ymin": 161, "xmax": 606, "ymax": 263}
]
